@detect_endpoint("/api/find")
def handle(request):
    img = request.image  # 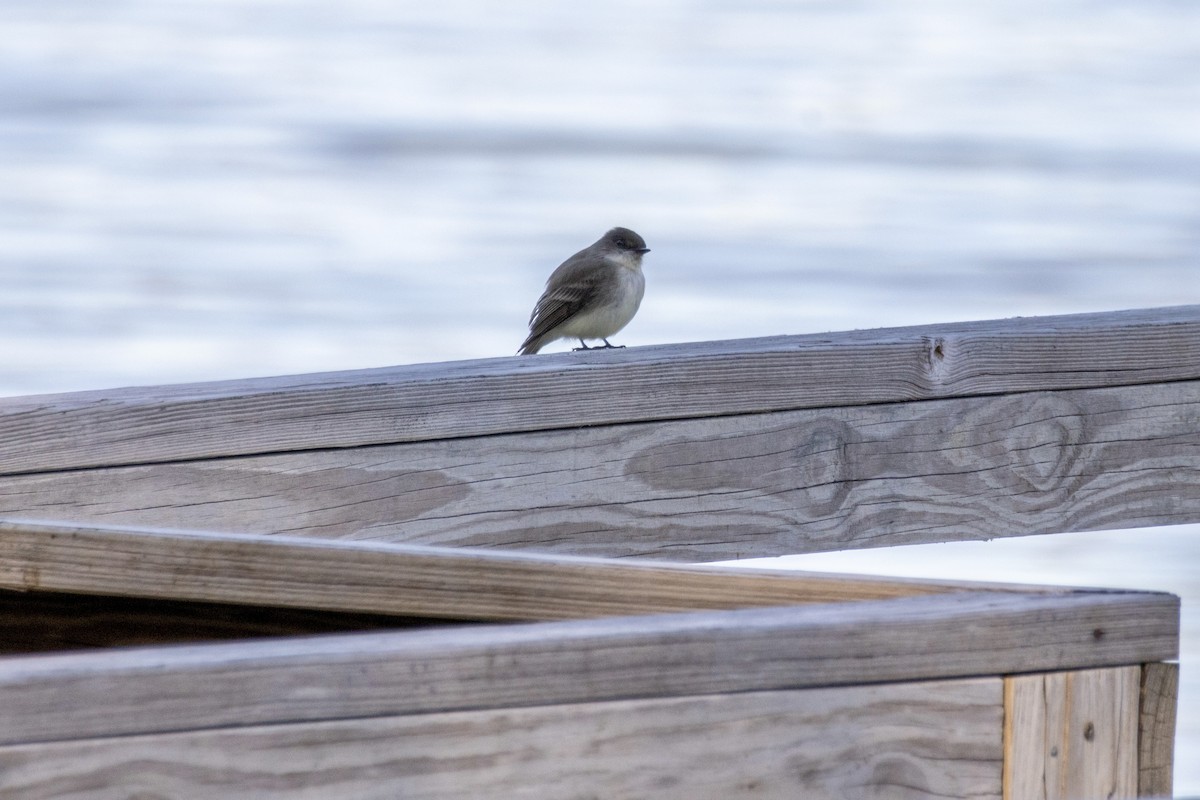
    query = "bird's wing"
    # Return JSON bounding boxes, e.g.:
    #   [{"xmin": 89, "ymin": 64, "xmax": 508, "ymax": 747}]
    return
[
  {"xmin": 526, "ymin": 276, "xmax": 597, "ymax": 341},
  {"xmin": 525, "ymin": 254, "xmax": 603, "ymax": 339}
]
